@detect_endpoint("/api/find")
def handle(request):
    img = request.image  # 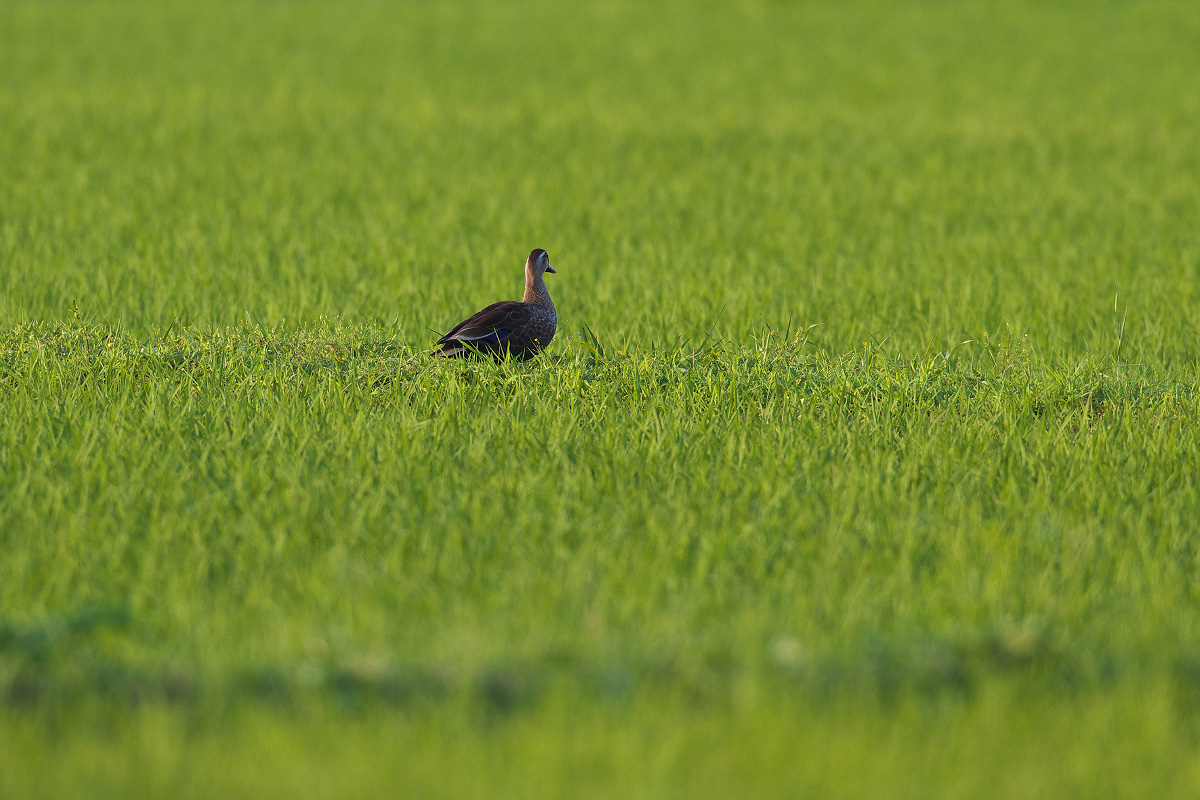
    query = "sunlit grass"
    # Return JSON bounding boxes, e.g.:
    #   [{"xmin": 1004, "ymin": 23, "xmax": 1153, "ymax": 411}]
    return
[{"xmin": 2, "ymin": 0, "xmax": 1200, "ymax": 795}]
